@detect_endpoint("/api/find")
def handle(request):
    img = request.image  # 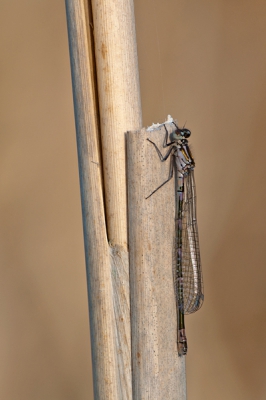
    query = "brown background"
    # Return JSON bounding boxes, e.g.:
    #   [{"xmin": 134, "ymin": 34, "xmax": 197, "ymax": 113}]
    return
[{"xmin": 1, "ymin": 0, "xmax": 266, "ymax": 399}]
